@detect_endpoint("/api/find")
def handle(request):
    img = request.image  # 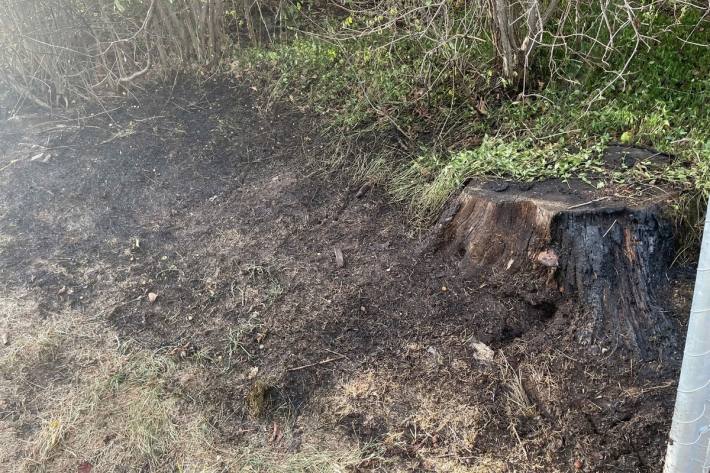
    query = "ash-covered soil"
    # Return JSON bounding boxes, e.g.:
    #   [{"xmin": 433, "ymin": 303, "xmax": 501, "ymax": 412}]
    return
[{"xmin": 0, "ymin": 78, "xmax": 692, "ymax": 472}]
